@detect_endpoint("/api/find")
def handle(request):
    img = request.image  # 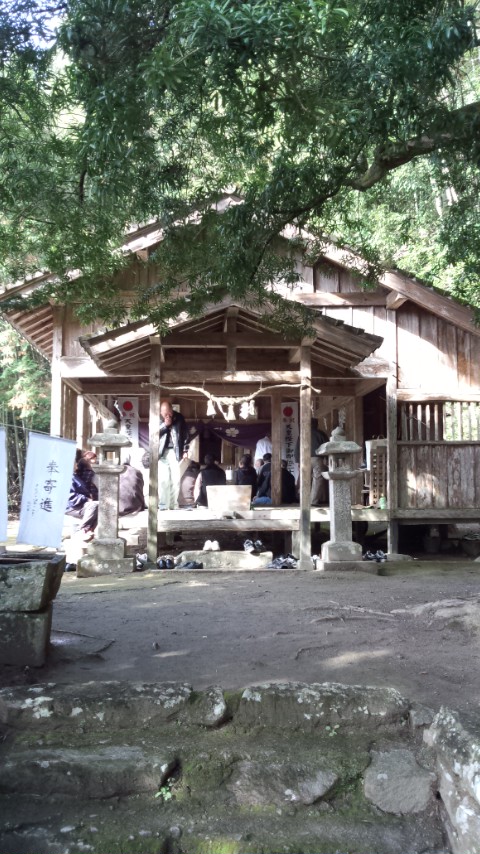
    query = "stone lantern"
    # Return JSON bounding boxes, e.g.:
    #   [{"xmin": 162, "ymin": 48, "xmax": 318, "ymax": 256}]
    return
[
  {"xmin": 77, "ymin": 421, "xmax": 135, "ymax": 577},
  {"xmin": 318, "ymin": 424, "xmax": 363, "ymax": 567}
]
